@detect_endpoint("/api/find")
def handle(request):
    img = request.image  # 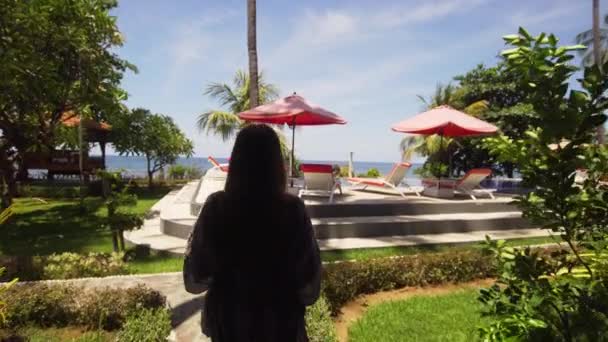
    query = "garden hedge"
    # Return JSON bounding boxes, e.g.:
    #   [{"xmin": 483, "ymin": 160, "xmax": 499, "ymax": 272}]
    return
[
  {"xmin": 321, "ymin": 250, "xmax": 495, "ymax": 315},
  {"xmin": 3, "ymin": 283, "xmax": 166, "ymax": 330}
]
